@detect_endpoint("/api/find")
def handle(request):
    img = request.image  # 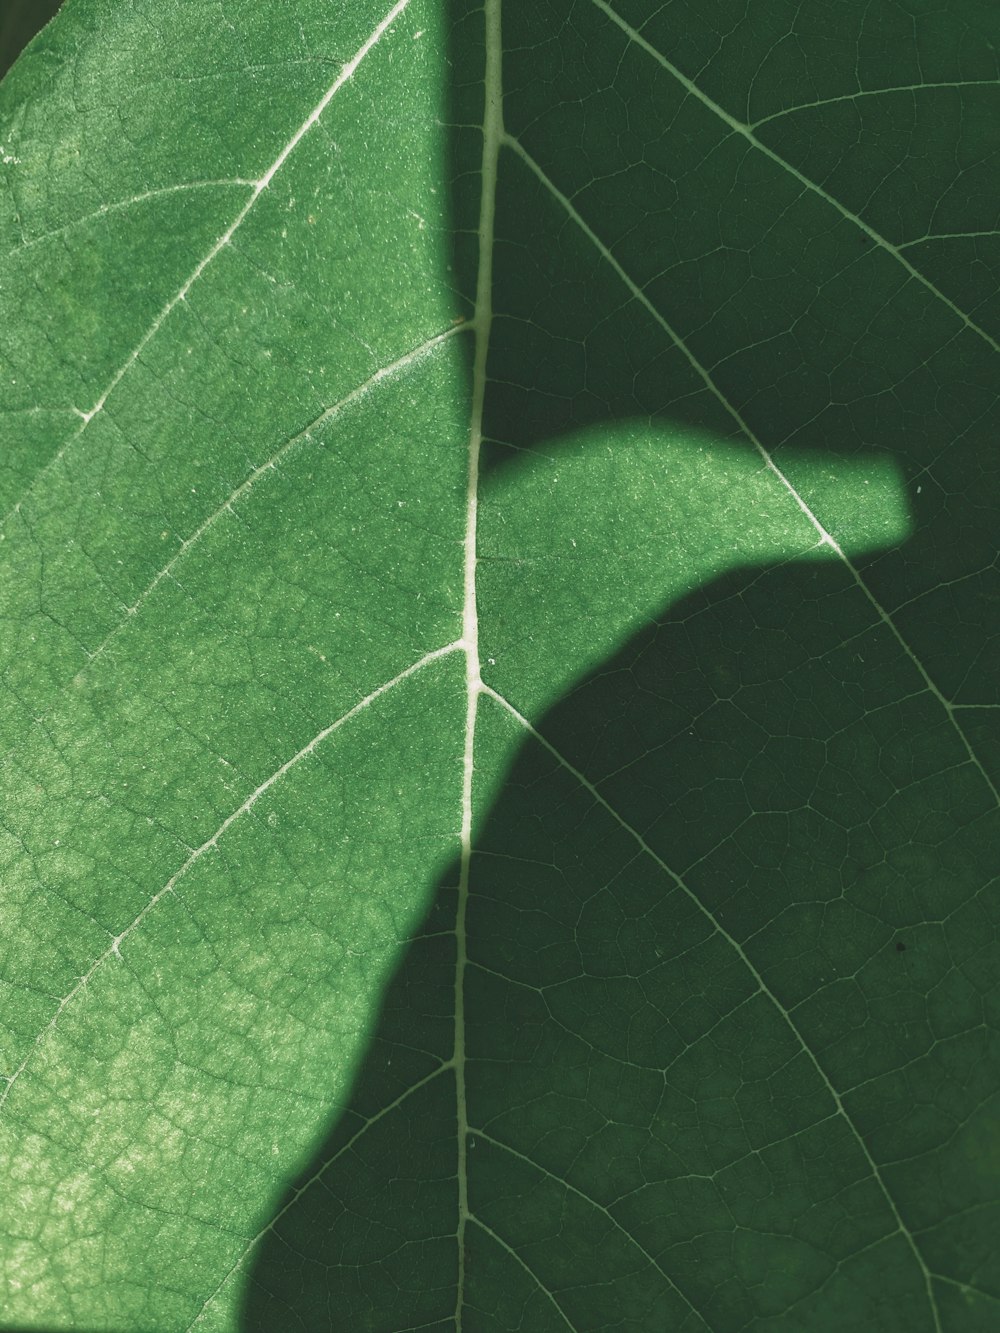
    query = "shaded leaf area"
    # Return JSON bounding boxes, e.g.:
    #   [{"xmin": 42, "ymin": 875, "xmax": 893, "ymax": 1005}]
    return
[
  {"xmin": 0, "ymin": 0, "xmax": 999, "ymax": 1329},
  {"xmin": 240, "ymin": 552, "xmax": 997, "ymax": 1333},
  {"xmin": 469, "ymin": 0, "xmax": 1000, "ymax": 723},
  {"xmin": 236, "ymin": 0, "xmax": 1000, "ymax": 1328},
  {"xmin": 0, "ymin": 0, "xmax": 62, "ymax": 78}
]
